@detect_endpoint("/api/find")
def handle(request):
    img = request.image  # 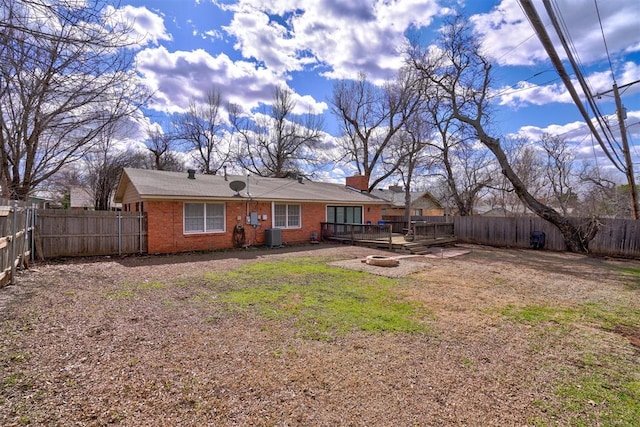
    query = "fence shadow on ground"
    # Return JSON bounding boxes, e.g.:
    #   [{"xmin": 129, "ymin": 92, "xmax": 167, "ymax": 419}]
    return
[
  {"xmin": 461, "ymin": 244, "xmax": 638, "ymax": 284},
  {"xmin": 31, "ymin": 242, "xmax": 351, "ymax": 269}
]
